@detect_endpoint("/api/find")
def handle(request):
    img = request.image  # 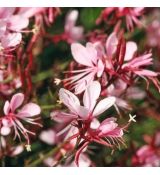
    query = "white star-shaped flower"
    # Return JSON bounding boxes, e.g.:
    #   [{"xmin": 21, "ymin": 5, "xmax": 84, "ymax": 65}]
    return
[{"xmin": 128, "ymin": 114, "xmax": 136, "ymax": 123}]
